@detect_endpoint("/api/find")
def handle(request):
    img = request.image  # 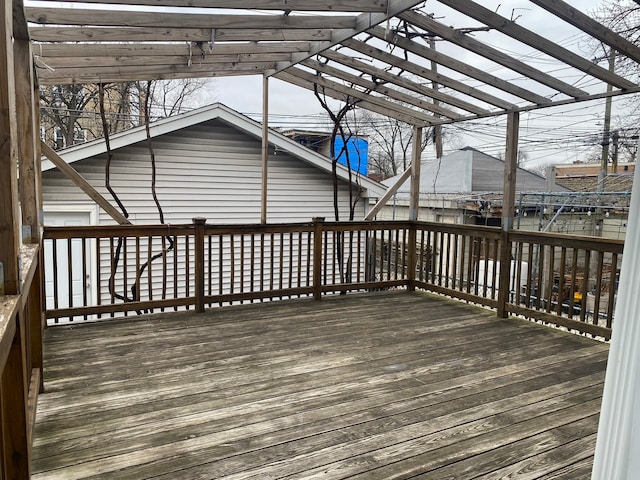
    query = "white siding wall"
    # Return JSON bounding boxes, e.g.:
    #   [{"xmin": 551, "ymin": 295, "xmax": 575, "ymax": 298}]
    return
[{"xmin": 42, "ymin": 119, "xmax": 367, "ymax": 224}]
